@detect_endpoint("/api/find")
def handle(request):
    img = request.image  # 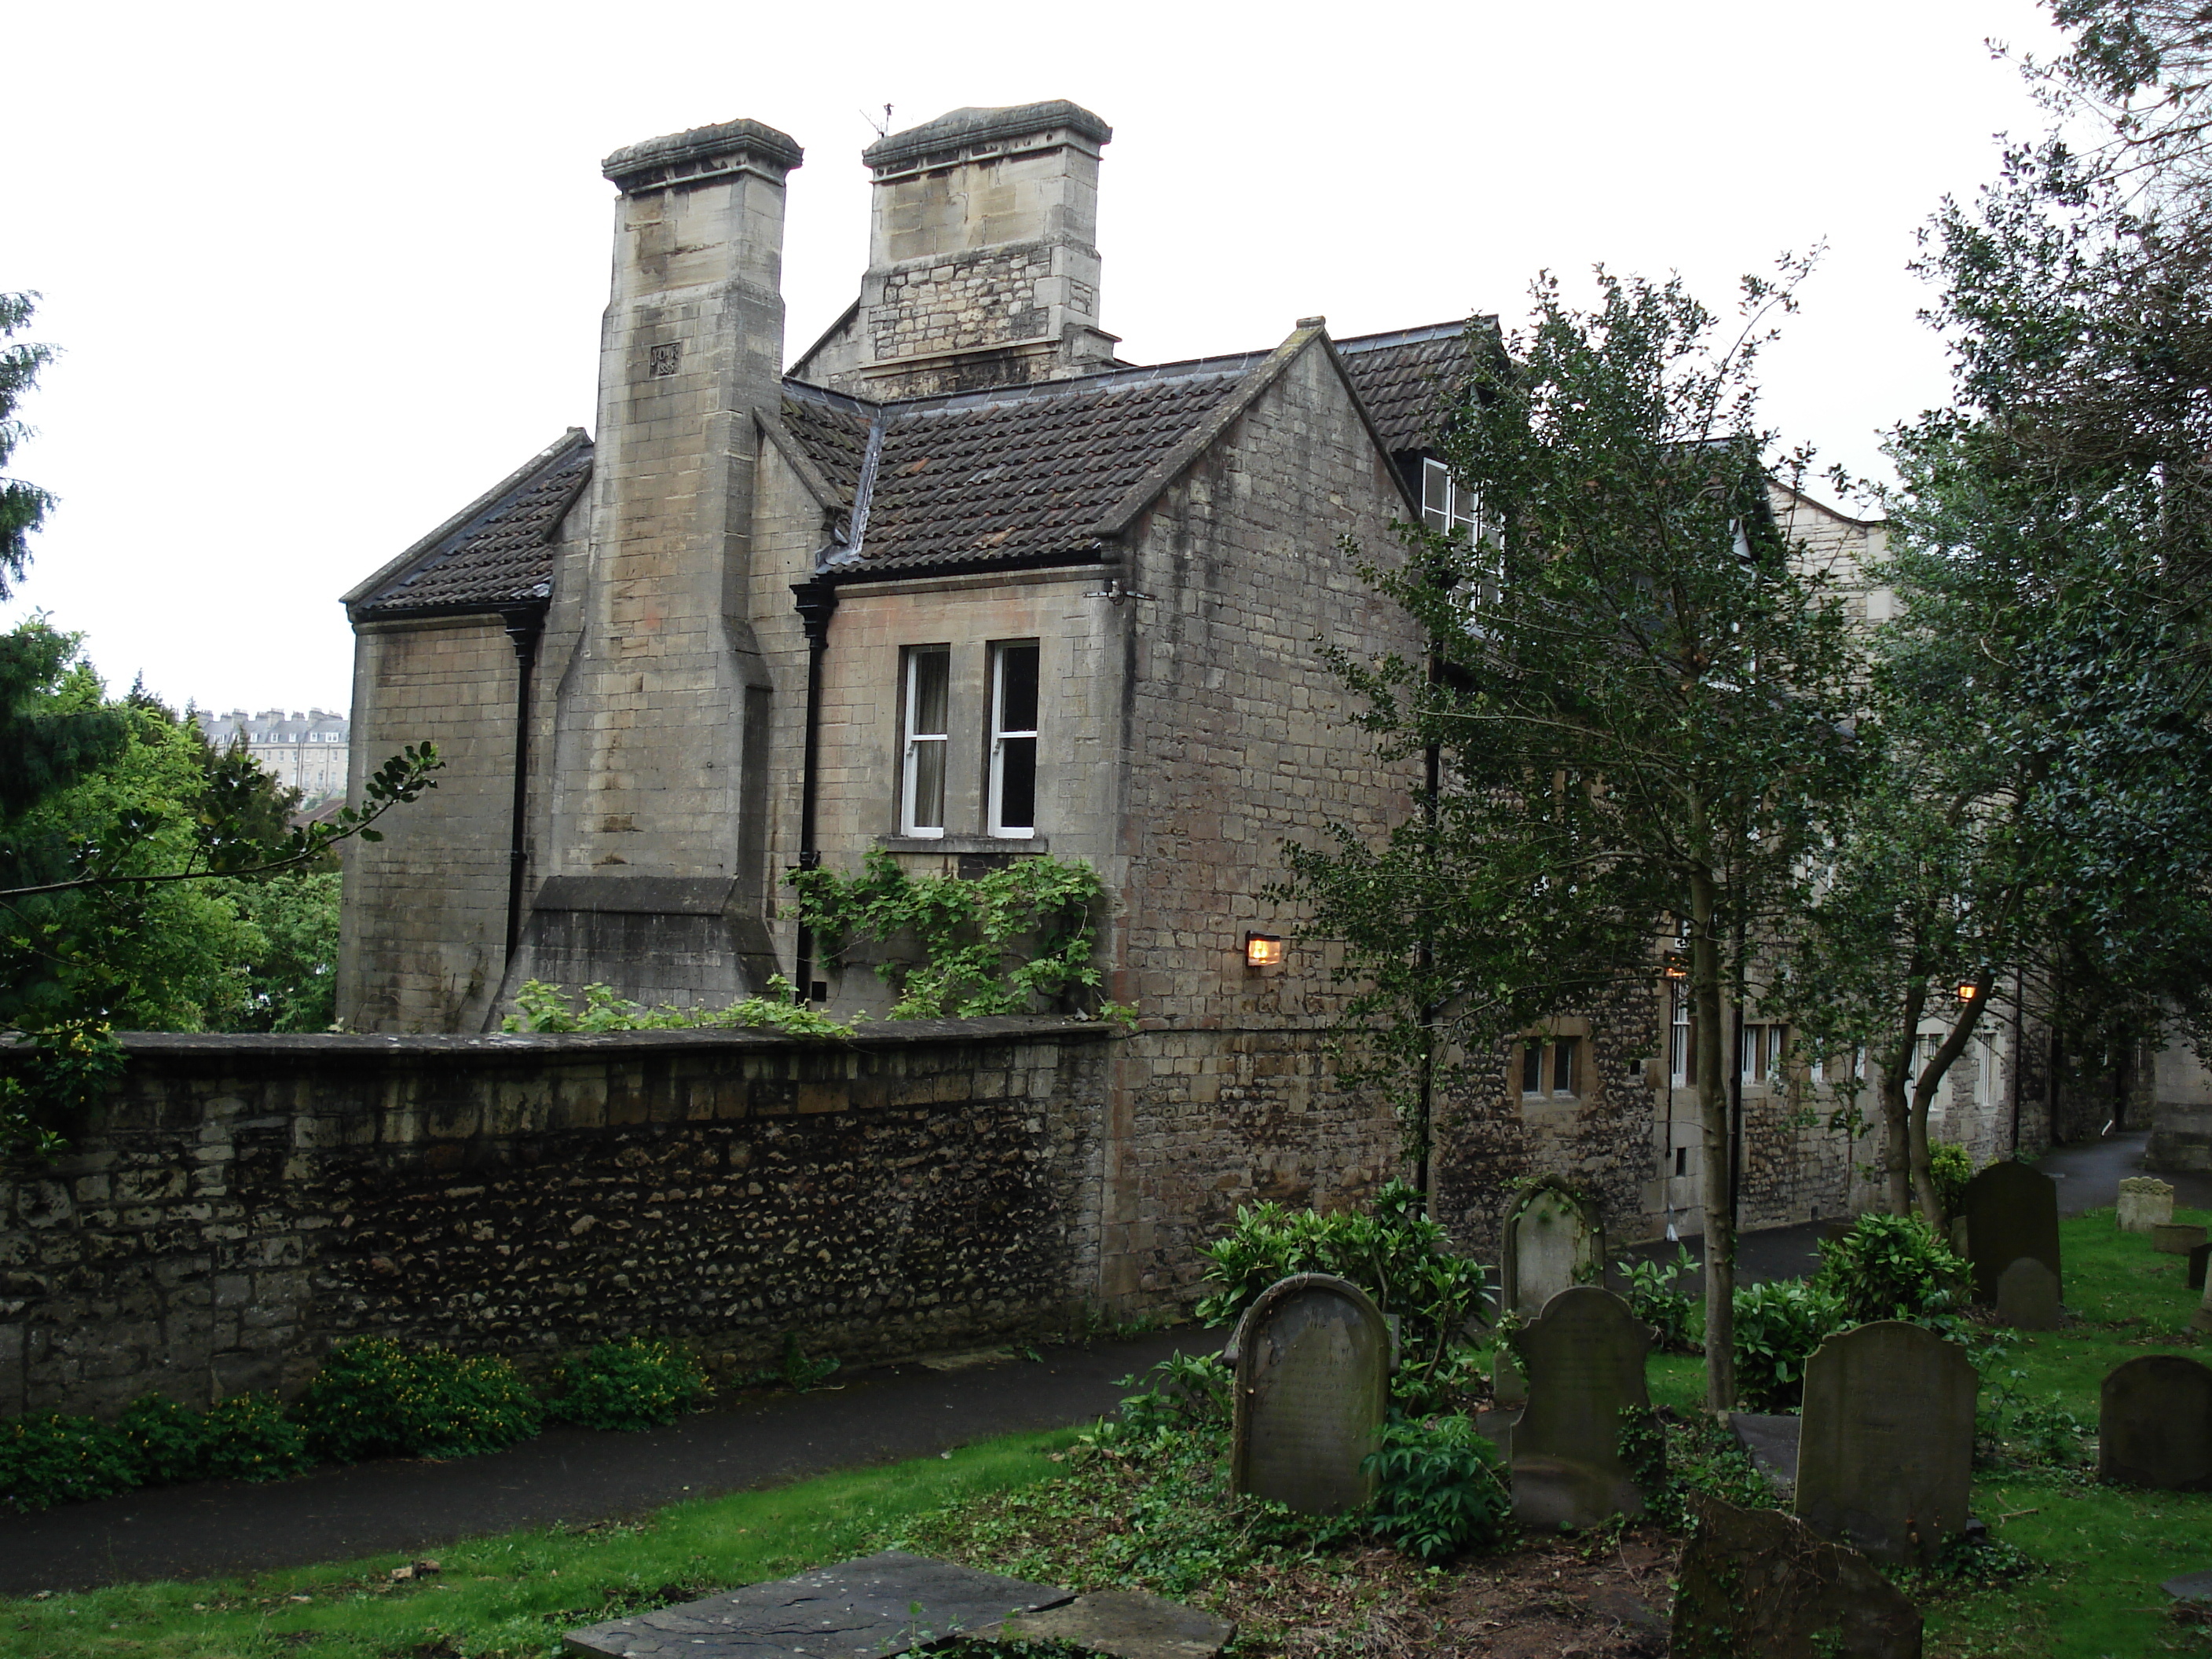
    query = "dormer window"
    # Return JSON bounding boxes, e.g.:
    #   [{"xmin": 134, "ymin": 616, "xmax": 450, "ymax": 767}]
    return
[{"xmin": 1421, "ymin": 457, "xmax": 1478, "ymax": 540}]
